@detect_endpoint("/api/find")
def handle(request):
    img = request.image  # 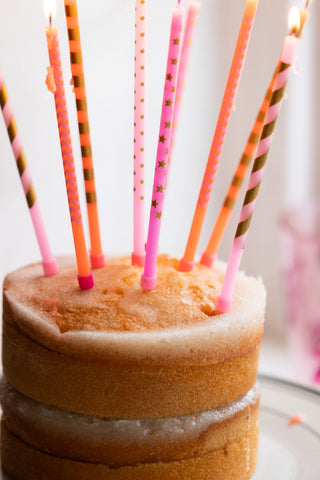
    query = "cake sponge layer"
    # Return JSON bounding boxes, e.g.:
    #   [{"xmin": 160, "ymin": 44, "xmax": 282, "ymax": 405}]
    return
[
  {"xmin": 1, "ymin": 421, "xmax": 259, "ymax": 480},
  {"xmin": 2, "ymin": 256, "xmax": 265, "ymax": 418}
]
